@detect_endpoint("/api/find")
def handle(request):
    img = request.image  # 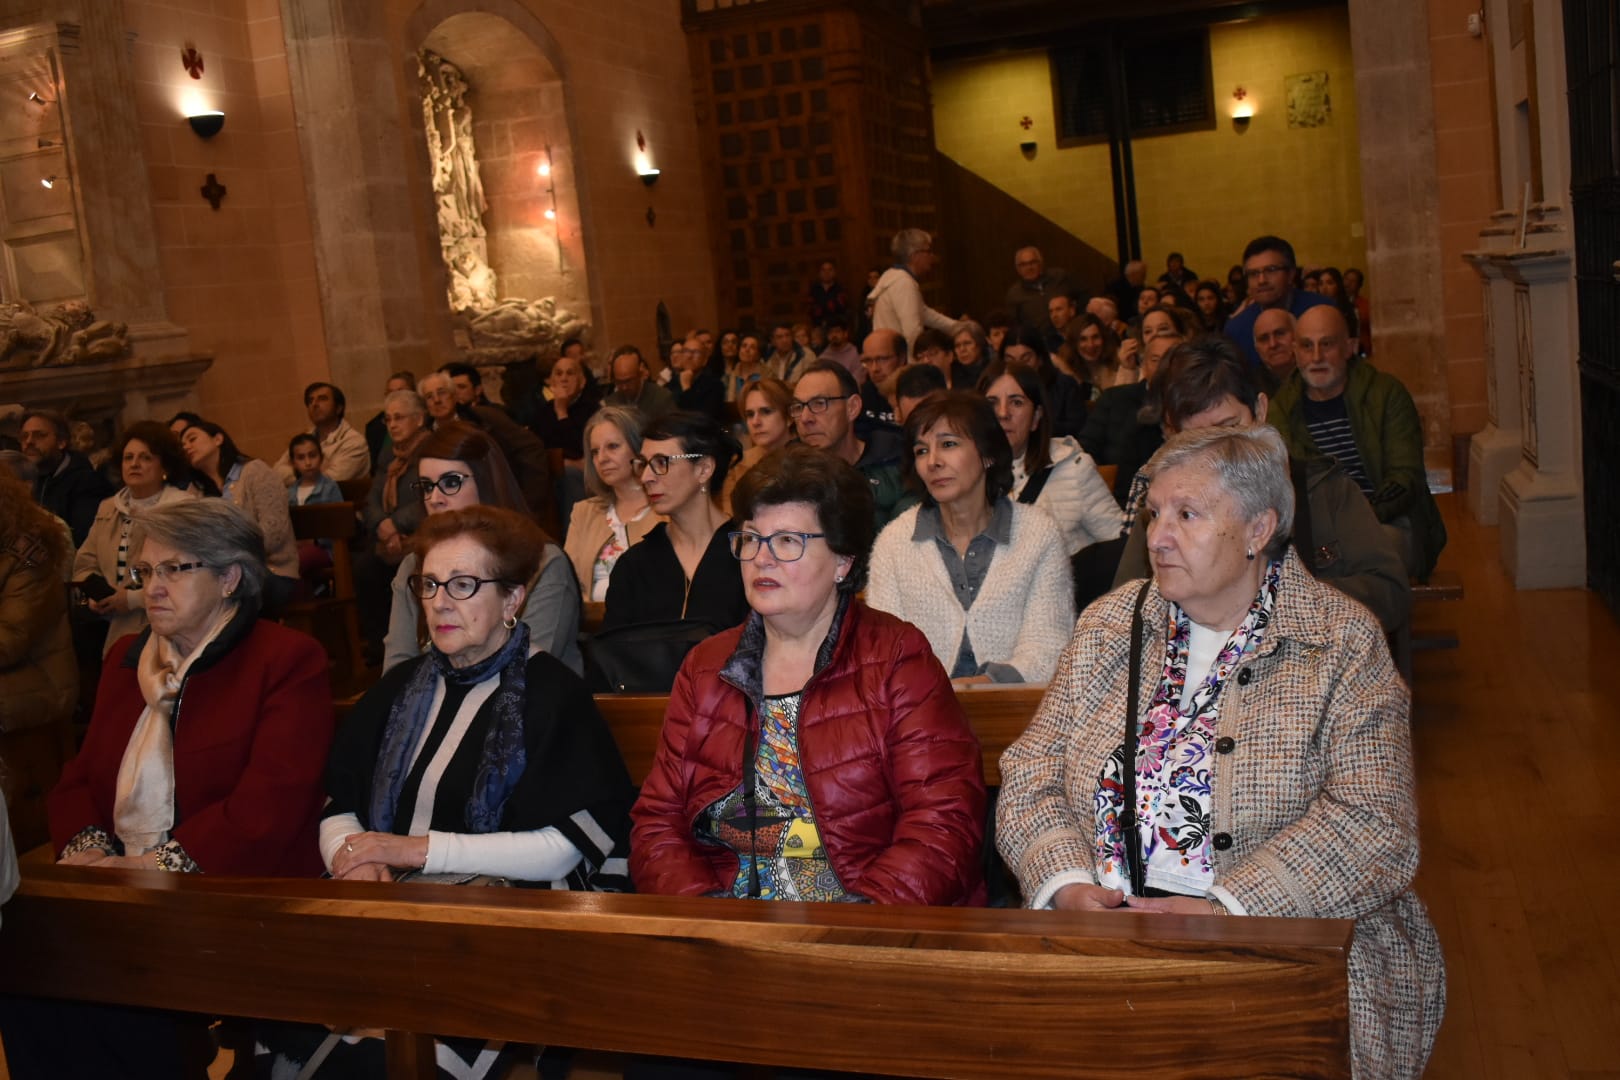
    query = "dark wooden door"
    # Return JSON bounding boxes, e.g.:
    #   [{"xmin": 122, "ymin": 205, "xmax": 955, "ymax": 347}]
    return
[{"xmin": 1564, "ymin": 0, "xmax": 1620, "ymax": 614}]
